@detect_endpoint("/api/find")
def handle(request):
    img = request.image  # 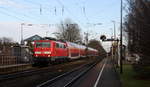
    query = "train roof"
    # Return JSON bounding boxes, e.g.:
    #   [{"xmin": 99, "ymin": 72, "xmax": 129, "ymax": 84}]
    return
[{"xmin": 66, "ymin": 42, "xmax": 98, "ymax": 51}]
